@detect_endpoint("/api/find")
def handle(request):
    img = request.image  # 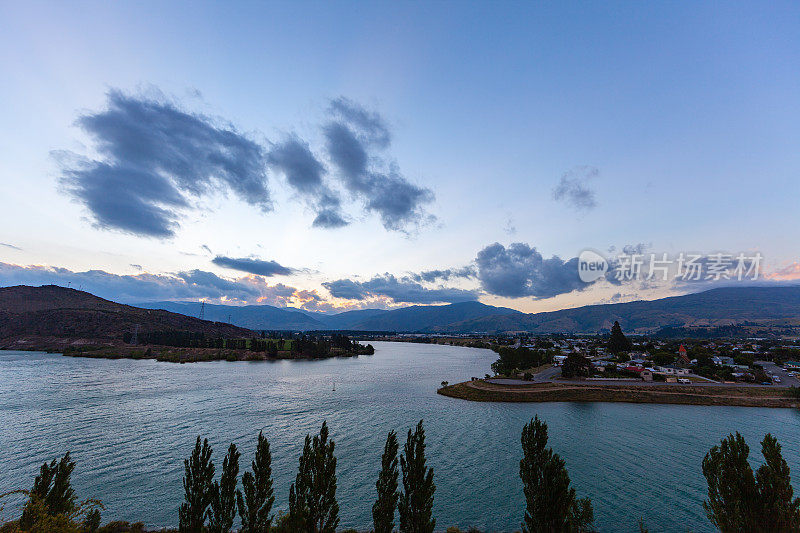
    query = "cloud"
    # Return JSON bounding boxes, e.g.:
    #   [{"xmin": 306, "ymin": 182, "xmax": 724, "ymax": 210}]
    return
[
  {"xmin": 0, "ymin": 262, "xmax": 302, "ymax": 305},
  {"xmin": 552, "ymin": 166, "xmax": 598, "ymax": 211},
  {"xmin": 57, "ymin": 89, "xmax": 271, "ymax": 238},
  {"xmin": 267, "ymin": 136, "xmax": 348, "ymax": 228},
  {"xmin": 130, "ymin": 264, "xmax": 143, "ymax": 270},
  {"xmin": 410, "ymin": 266, "xmax": 476, "ymax": 283},
  {"xmin": 475, "ymin": 242, "xmax": 588, "ymax": 298},
  {"xmin": 768, "ymin": 262, "xmax": 800, "ymax": 281},
  {"xmin": 212, "ymin": 255, "xmax": 296, "ymax": 277},
  {"xmin": 323, "ymin": 274, "xmax": 478, "ymax": 304},
  {"xmin": 323, "ymin": 97, "xmax": 434, "ymax": 231},
  {"xmin": 0, "ymin": 243, "xmax": 22, "ymax": 251}
]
